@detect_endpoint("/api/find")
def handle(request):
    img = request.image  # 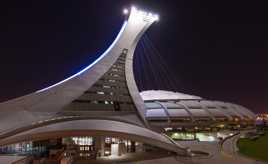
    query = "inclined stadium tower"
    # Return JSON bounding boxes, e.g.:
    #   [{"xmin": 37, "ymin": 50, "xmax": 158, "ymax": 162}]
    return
[
  {"xmin": 0, "ymin": 6, "xmax": 255, "ymax": 161},
  {"xmin": 0, "ymin": 7, "xmax": 189, "ymax": 156}
]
